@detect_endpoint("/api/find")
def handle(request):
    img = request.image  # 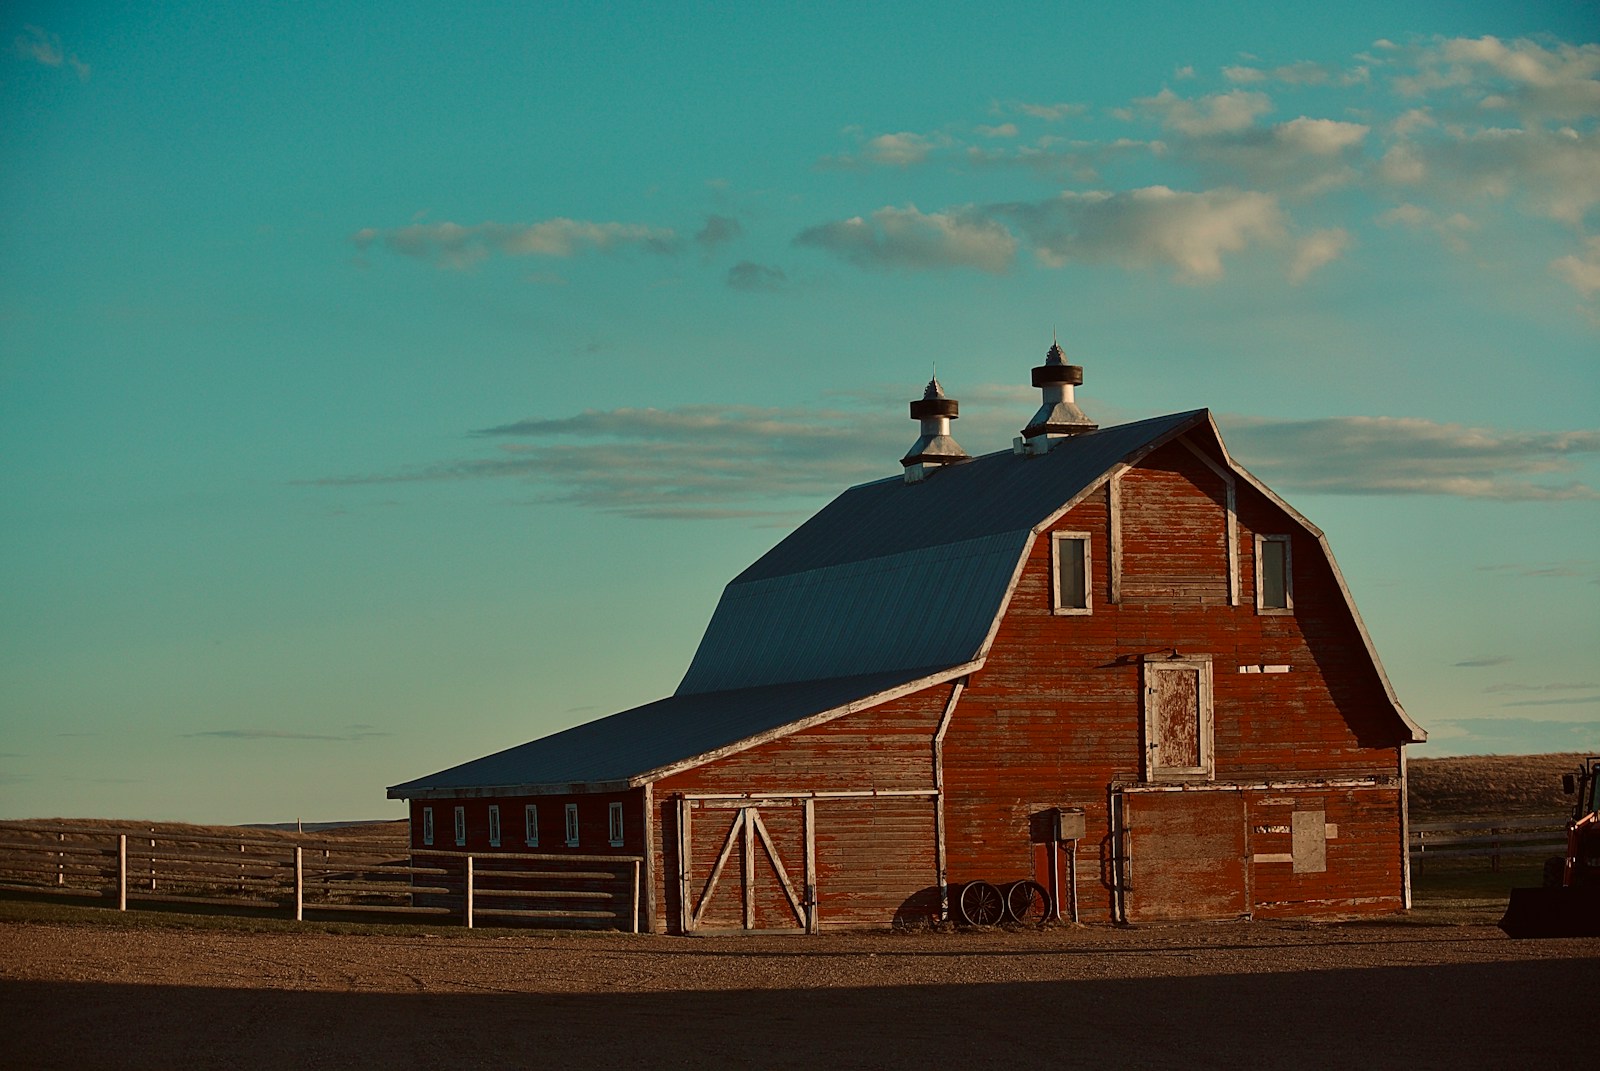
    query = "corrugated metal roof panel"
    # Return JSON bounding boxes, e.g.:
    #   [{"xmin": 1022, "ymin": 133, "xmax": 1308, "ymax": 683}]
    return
[{"xmin": 386, "ymin": 665, "xmax": 964, "ymax": 798}]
